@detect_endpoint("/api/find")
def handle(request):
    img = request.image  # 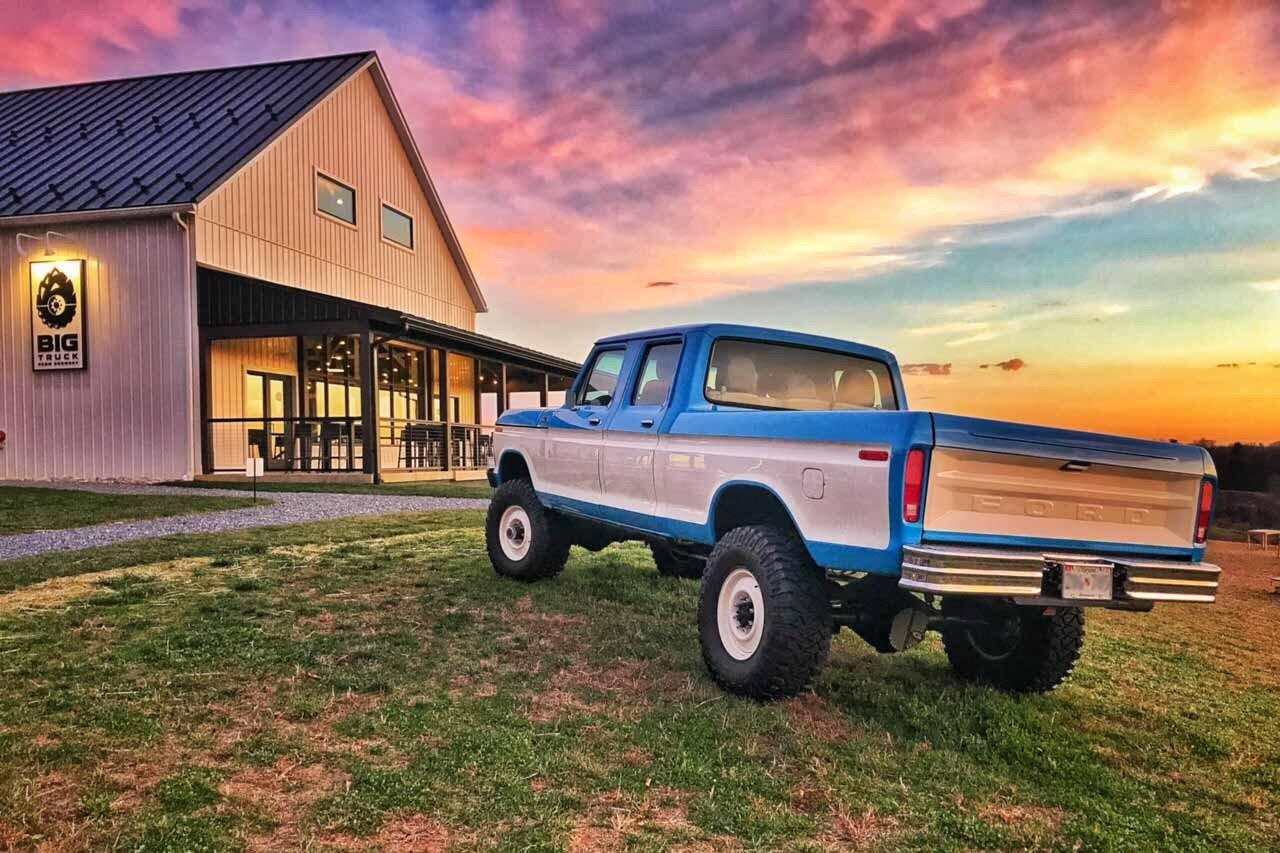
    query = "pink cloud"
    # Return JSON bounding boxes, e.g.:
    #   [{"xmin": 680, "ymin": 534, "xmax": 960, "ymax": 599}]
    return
[{"xmin": 0, "ymin": 1, "xmax": 200, "ymax": 85}]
